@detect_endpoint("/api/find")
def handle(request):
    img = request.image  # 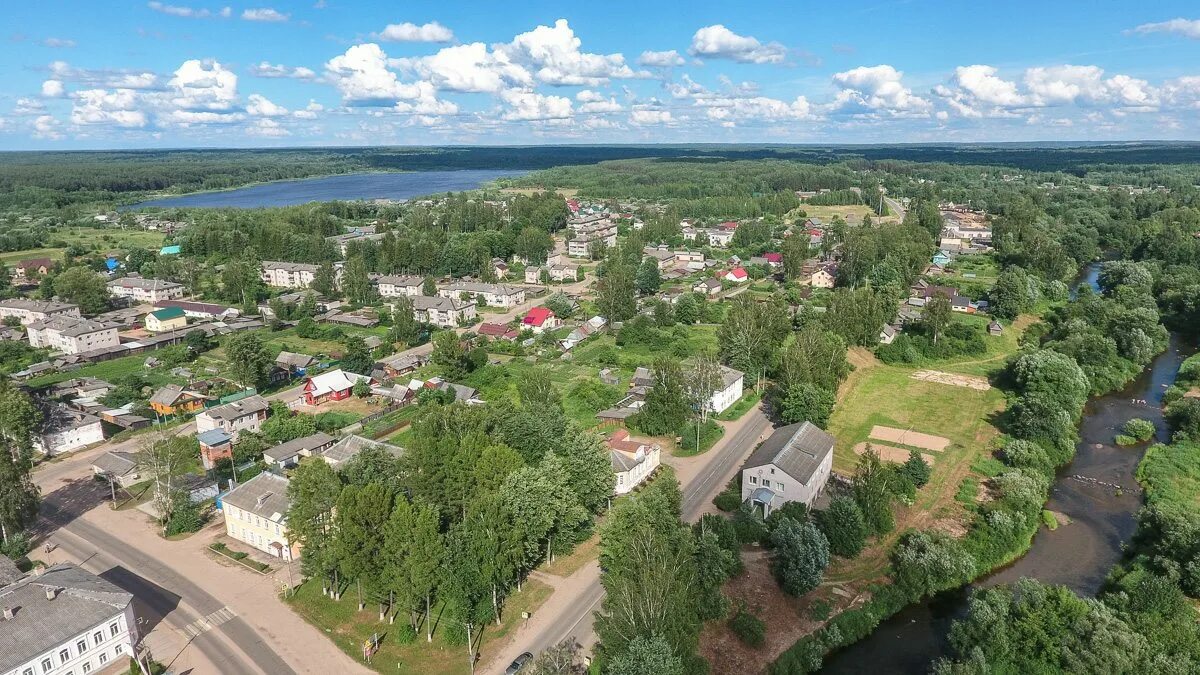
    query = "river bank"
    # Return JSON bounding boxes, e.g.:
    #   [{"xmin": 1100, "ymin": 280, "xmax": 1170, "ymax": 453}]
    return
[{"xmin": 816, "ymin": 263, "xmax": 1195, "ymax": 673}]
